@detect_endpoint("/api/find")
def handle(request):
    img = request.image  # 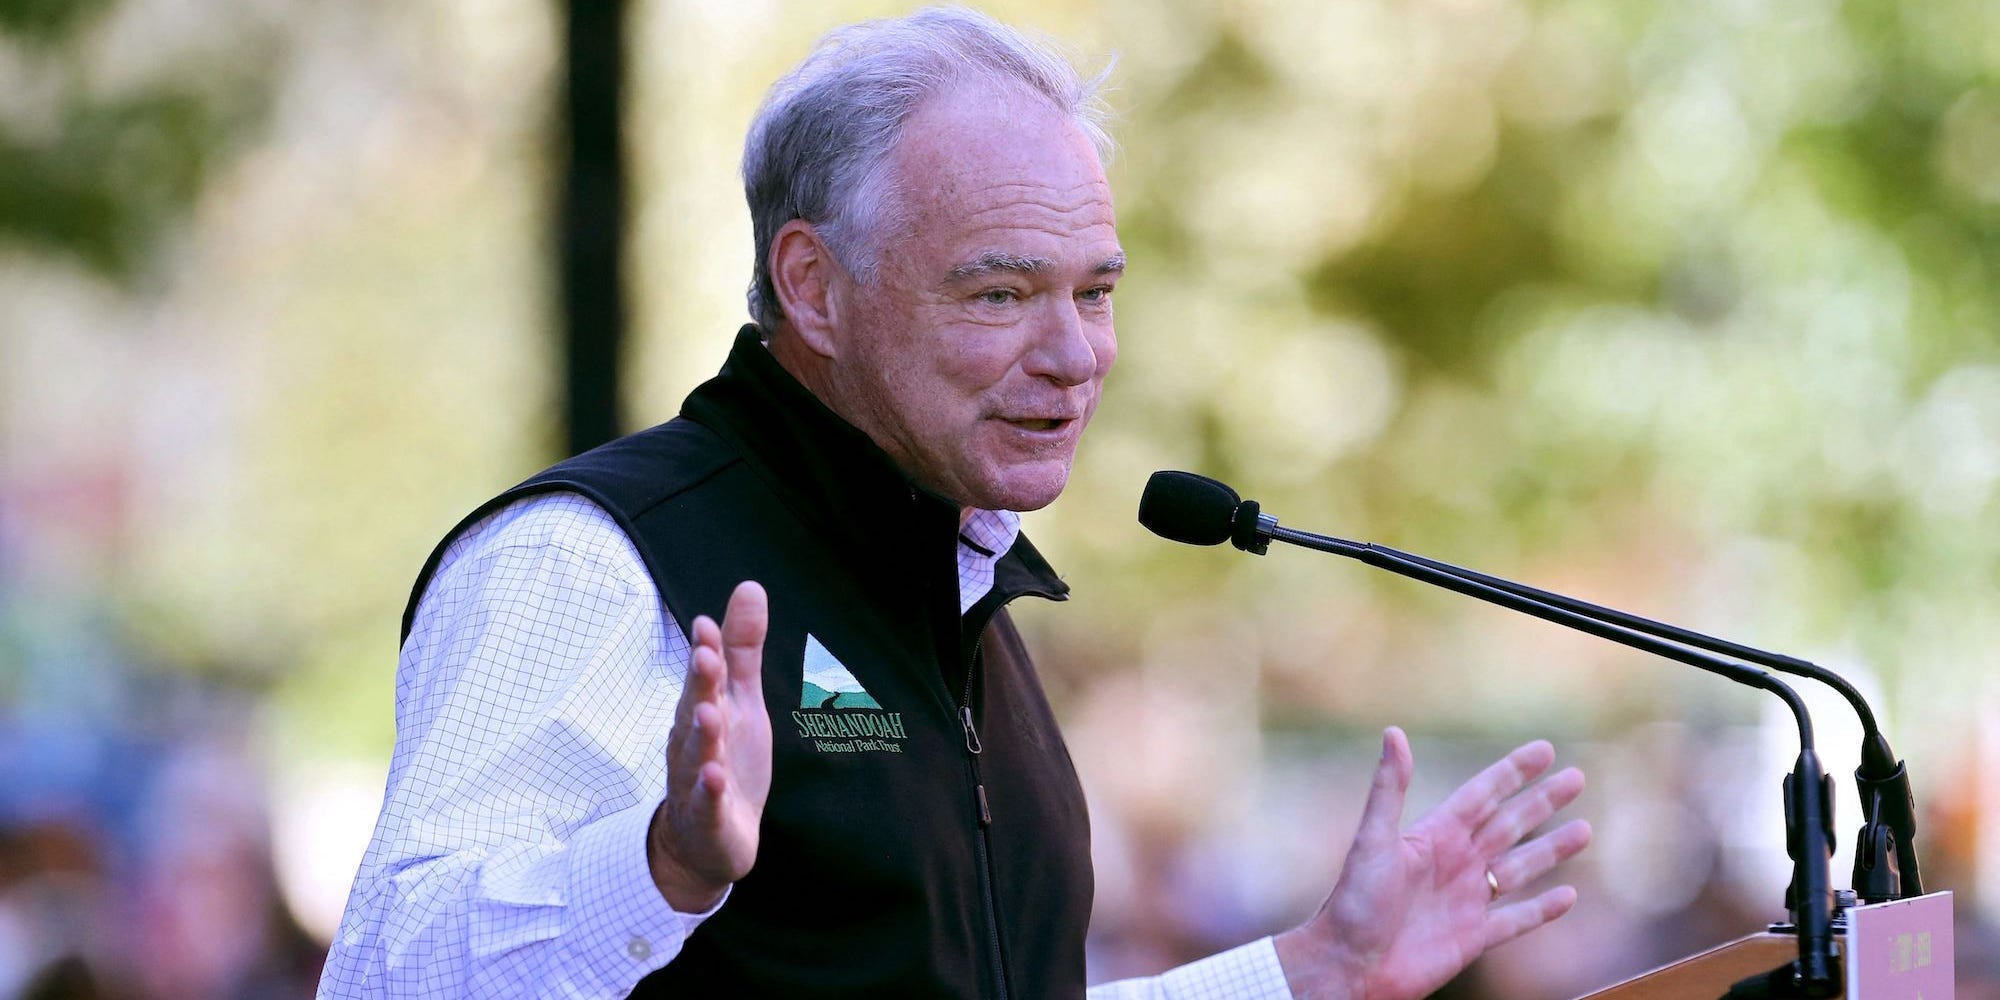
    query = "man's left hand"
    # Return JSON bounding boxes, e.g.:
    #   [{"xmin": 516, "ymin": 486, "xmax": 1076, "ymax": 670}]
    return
[{"xmin": 1274, "ymin": 727, "xmax": 1592, "ymax": 1000}]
